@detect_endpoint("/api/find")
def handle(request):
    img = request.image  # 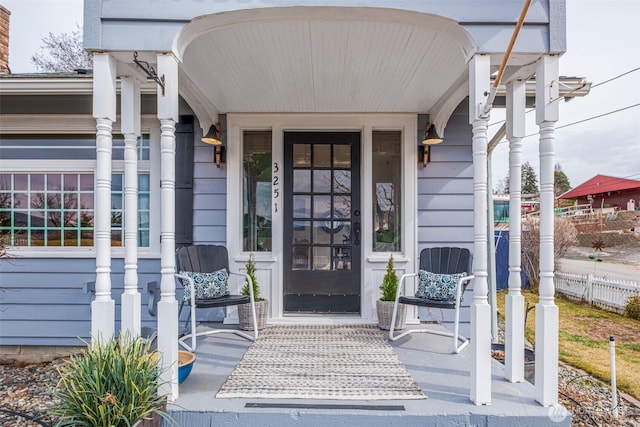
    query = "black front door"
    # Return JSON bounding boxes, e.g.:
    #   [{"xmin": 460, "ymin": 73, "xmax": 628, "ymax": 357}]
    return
[{"xmin": 283, "ymin": 131, "xmax": 361, "ymax": 313}]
